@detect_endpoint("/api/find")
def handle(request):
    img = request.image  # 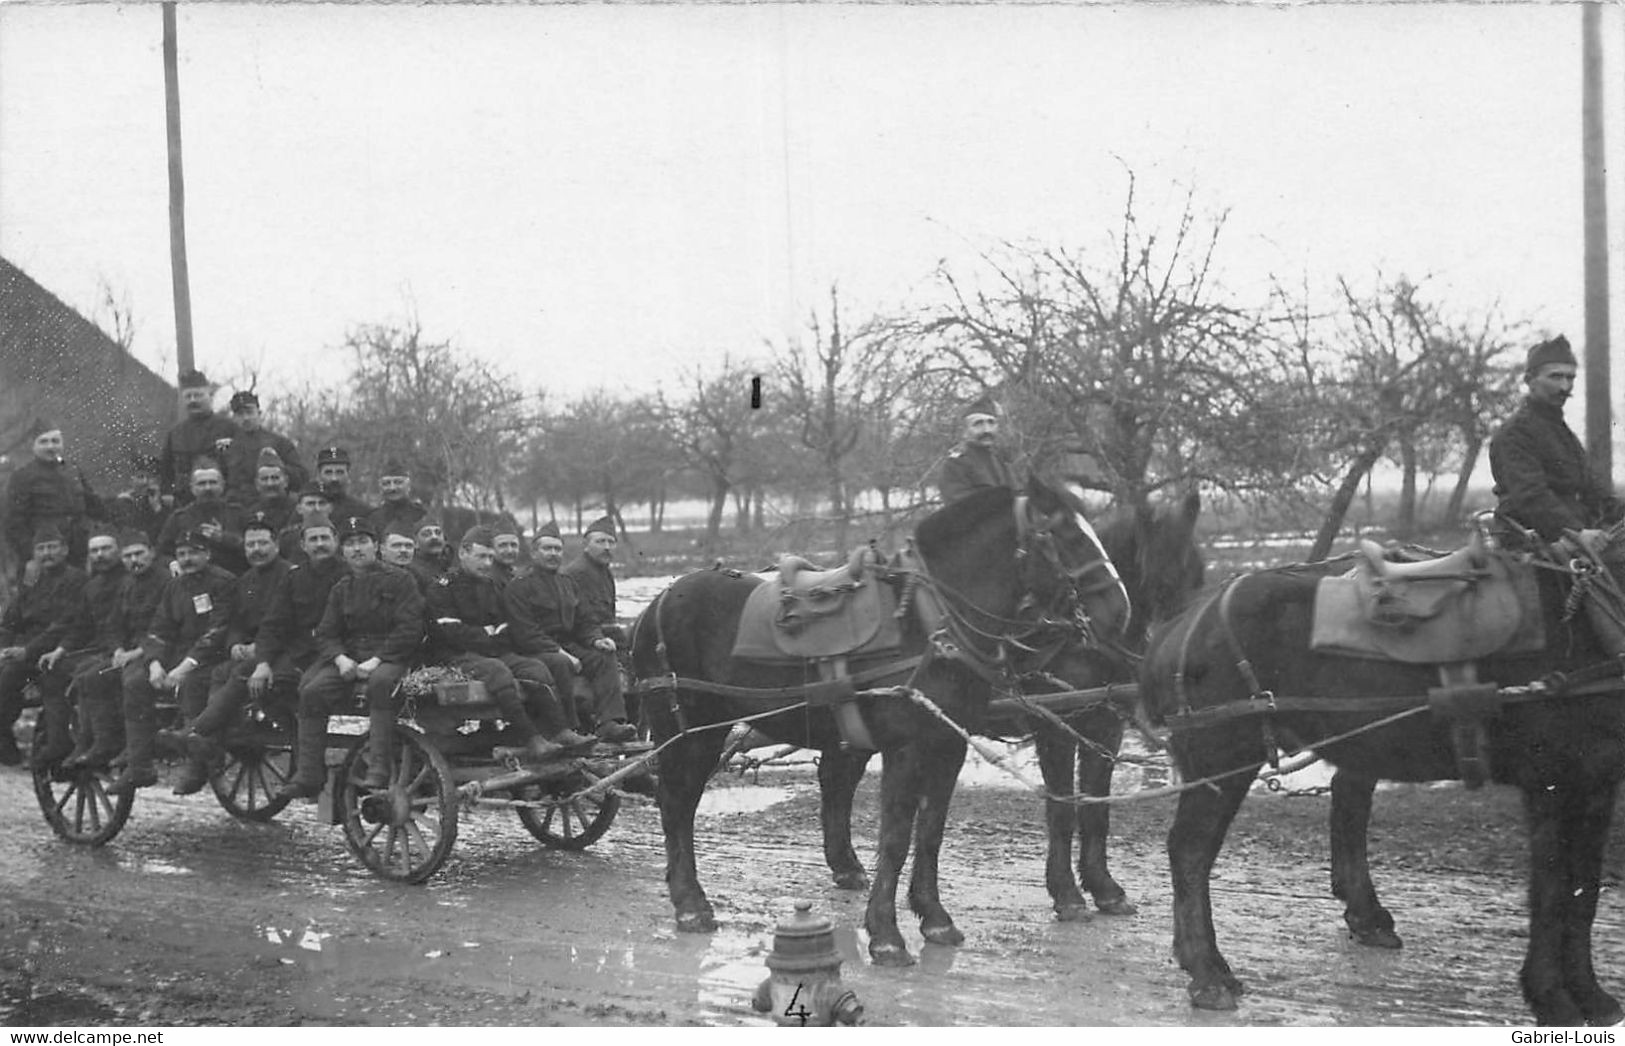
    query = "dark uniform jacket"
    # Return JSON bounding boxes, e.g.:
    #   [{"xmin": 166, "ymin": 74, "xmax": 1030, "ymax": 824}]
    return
[
  {"xmin": 247, "ymin": 493, "xmax": 297, "ymax": 535},
  {"xmin": 115, "ymin": 566, "xmax": 170, "ymax": 652},
  {"xmin": 1489, "ymin": 398, "xmax": 1624, "ymax": 541},
  {"xmin": 323, "ymin": 492, "xmax": 375, "ymax": 528},
  {"xmin": 227, "ymin": 557, "xmax": 293, "ymax": 650},
  {"xmin": 57, "ymin": 563, "xmax": 127, "ymax": 655},
  {"xmin": 222, "ymin": 429, "xmax": 306, "ymax": 504},
  {"xmin": 108, "ymin": 490, "xmax": 170, "ymax": 545},
  {"xmin": 160, "ymin": 414, "xmax": 238, "ymax": 502},
  {"xmin": 156, "ymin": 498, "xmax": 250, "ymax": 573},
  {"xmin": 315, "ymin": 562, "xmax": 423, "ymax": 664},
  {"xmin": 4, "ymin": 457, "xmax": 100, "ymax": 563},
  {"xmin": 368, "ymin": 499, "xmax": 427, "ymax": 537},
  {"xmin": 936, "ymin": 442, "xmax": 1017, "ymax": 505},
  {"xmin": 410, "ymin": 549, "xmax": 452, "ymax": 589},
  {"xmin": 1, "ymin": 562, "xmax": 87, "ymax": 661},
  {"xmin": 506, "ymin": 569, "xmax": 601, "ymax": 658},
  {"xmin": 255, "ymin": 558, "xmax": 346, "ymax": 668},
  {"xmin": 561, "ymin": 555, "xmax": 618, "ymax": 634},
  {"xmin": 426, "ymin": 568, "xmax": 518, "ymax": 659},
  {"xmin": 141, "ymin": 565, "xmax": 236, "ymax": 668}
]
